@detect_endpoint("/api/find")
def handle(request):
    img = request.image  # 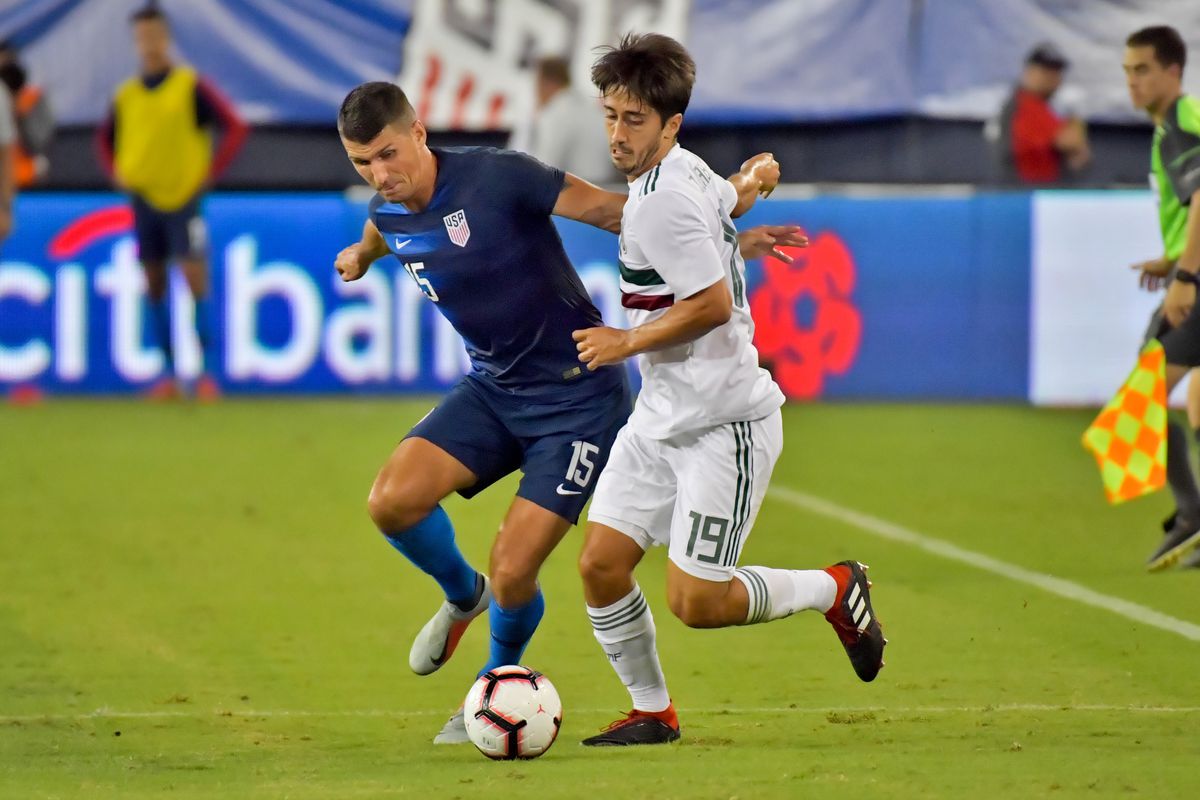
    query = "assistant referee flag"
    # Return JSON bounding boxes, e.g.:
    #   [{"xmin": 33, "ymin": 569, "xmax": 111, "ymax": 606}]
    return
[{"xmin": 1082, "ymin": 341, "xmax": 1168, "ymax": 504}]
